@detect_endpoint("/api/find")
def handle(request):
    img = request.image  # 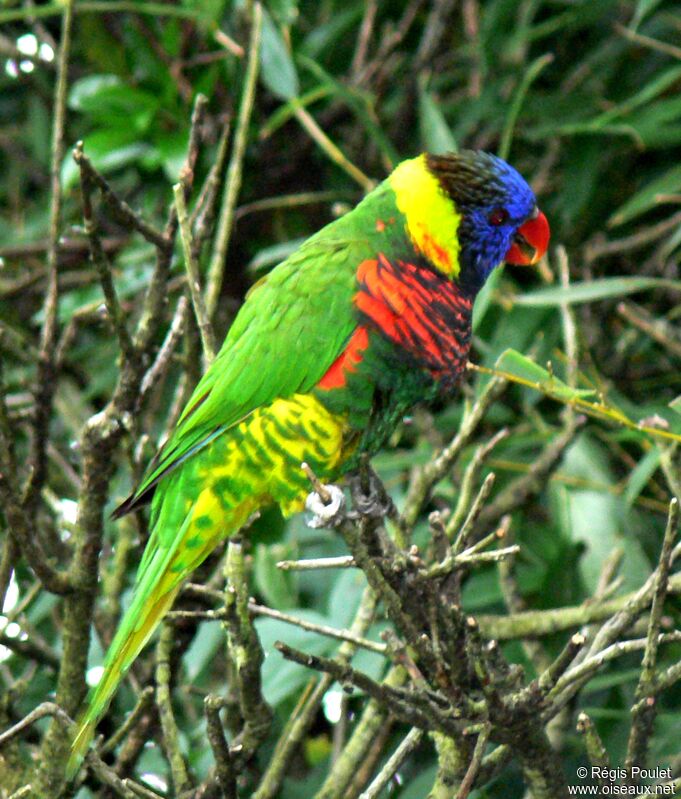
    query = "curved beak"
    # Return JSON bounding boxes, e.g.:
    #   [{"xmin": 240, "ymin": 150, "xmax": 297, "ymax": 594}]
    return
[{"xmin": 505, "ymin": 210, "xmax": 550, "ymax": 265}]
